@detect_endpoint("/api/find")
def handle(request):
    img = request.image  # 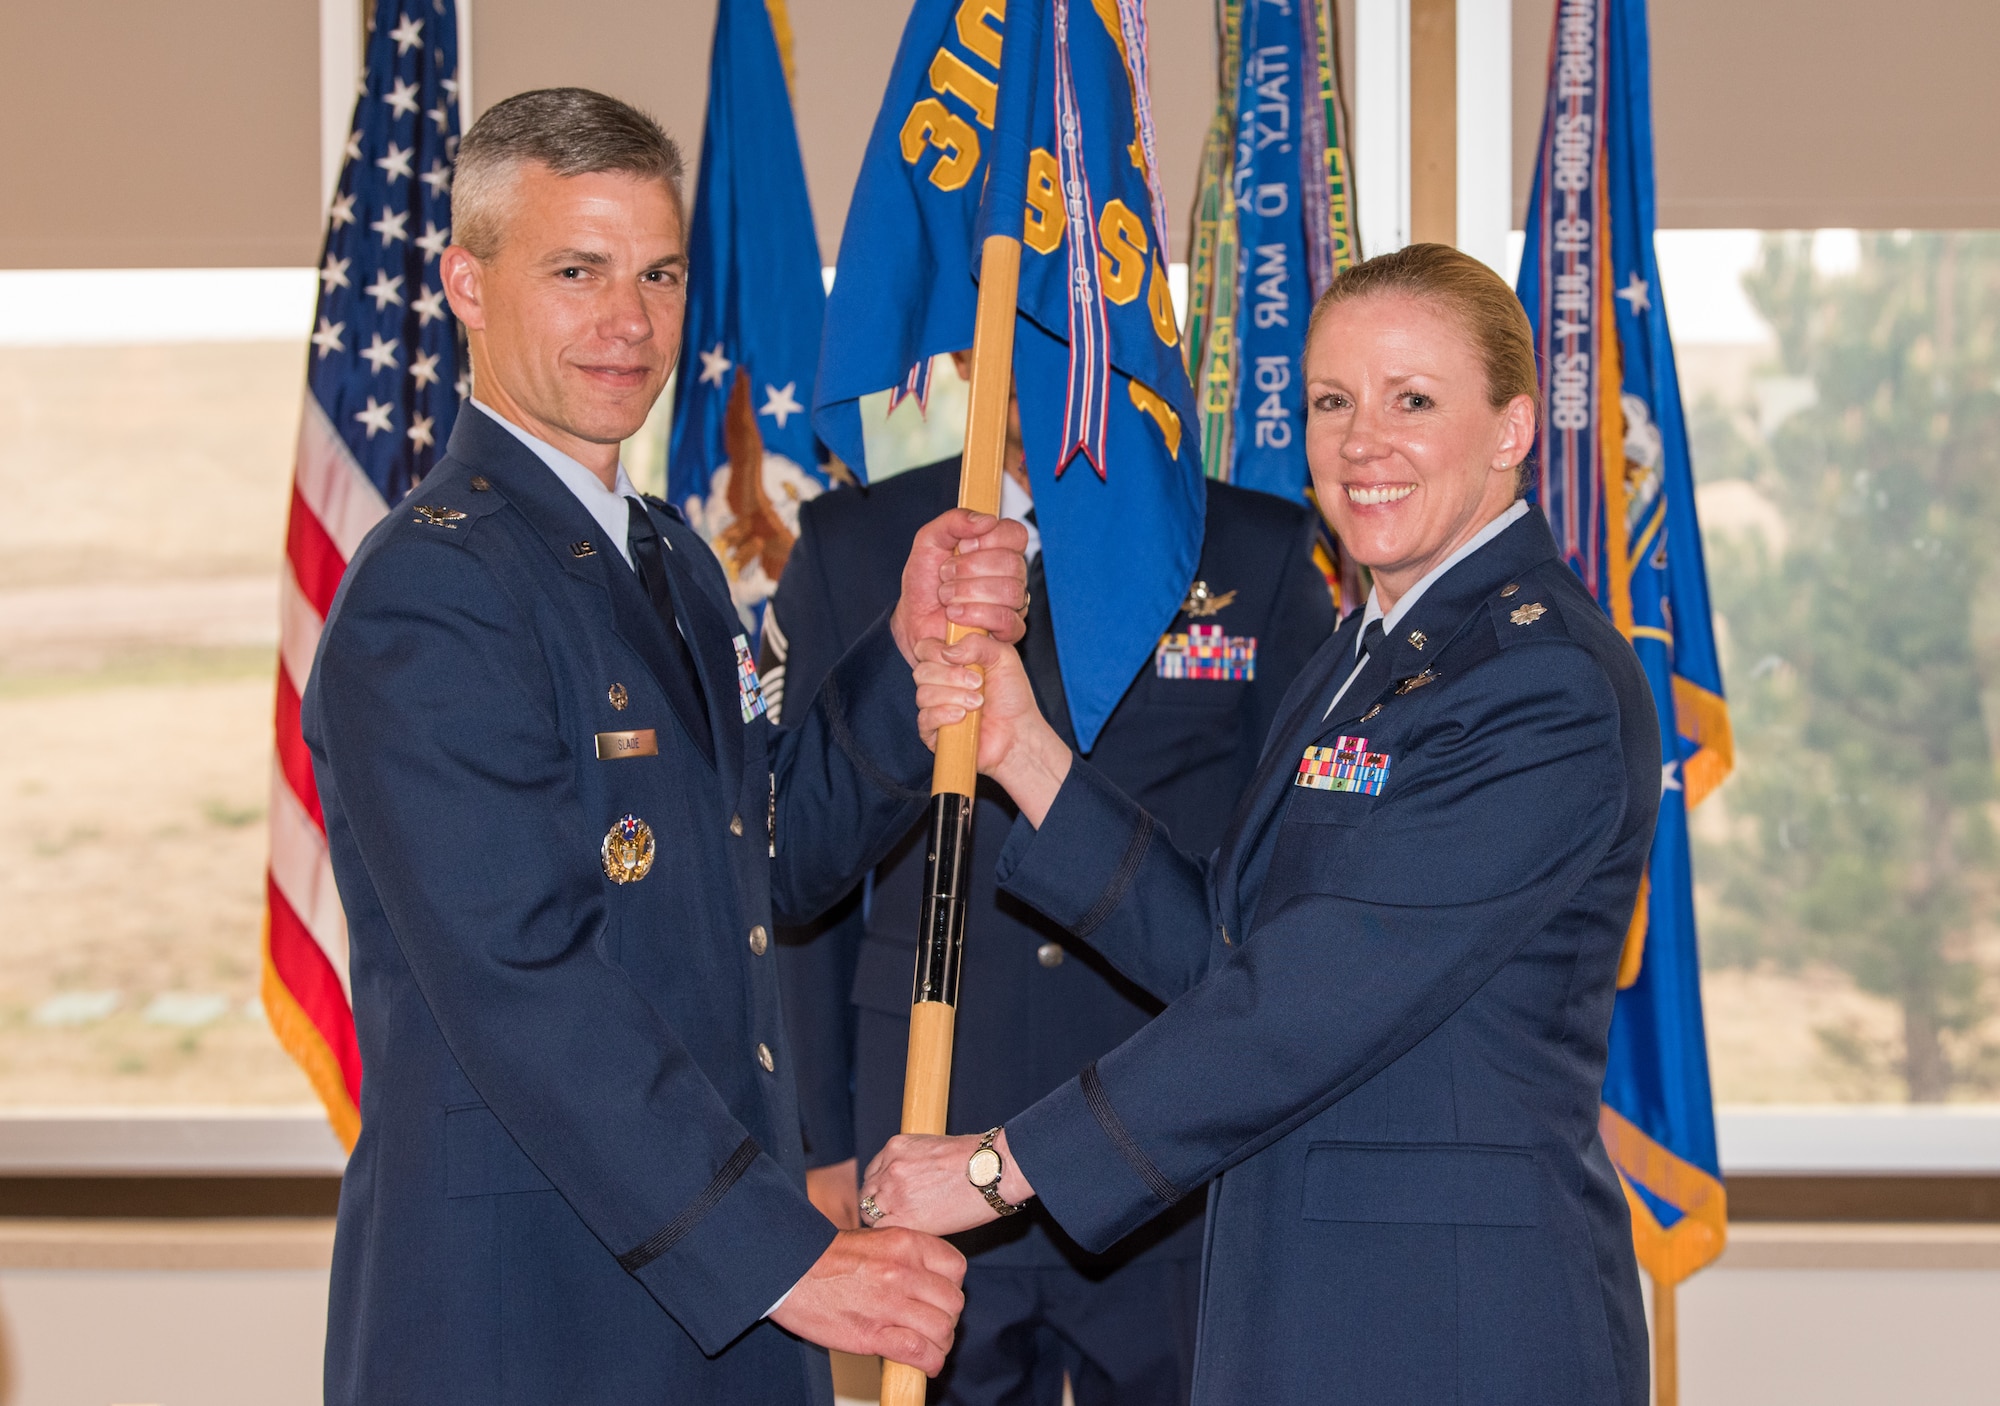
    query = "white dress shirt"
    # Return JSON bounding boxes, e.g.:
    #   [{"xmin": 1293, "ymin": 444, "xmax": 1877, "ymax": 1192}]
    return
[
  {"xmin": 1323, "ymin": 499, "xmax": 1529, "ymax": 720},
  {"xmin": 1001, "ymin": 469, "xmax": 1041, "ymax": 562},
  {"xmin": 471, "ymin": 400, "xmax": 646, "ymax": 567}
]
